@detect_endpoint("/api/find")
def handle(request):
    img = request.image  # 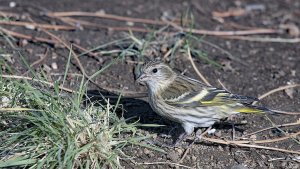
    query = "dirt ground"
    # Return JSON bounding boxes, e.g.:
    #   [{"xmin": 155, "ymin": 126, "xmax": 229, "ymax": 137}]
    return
[{"xmin": 1, "ymin": 0, "xmax": 300, "ymax": 168}]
